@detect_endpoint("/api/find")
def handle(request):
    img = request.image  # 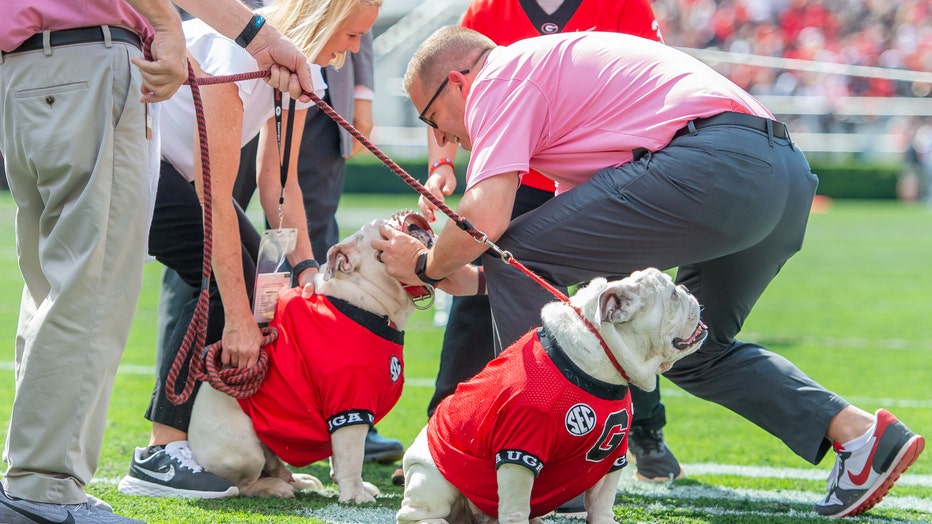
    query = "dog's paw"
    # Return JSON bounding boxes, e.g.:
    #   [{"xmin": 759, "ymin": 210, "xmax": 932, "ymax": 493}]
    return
[
  {"xmin": 291, "ymin": 473, "xmax": 324, "ymax": 492},
  {"xmin": 363, "ymin": 480, "xmax": 380, "ymax": 497},
  {"xmin": 337, "ymin": 480, "xmax": 379, "ymax": 504}
]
